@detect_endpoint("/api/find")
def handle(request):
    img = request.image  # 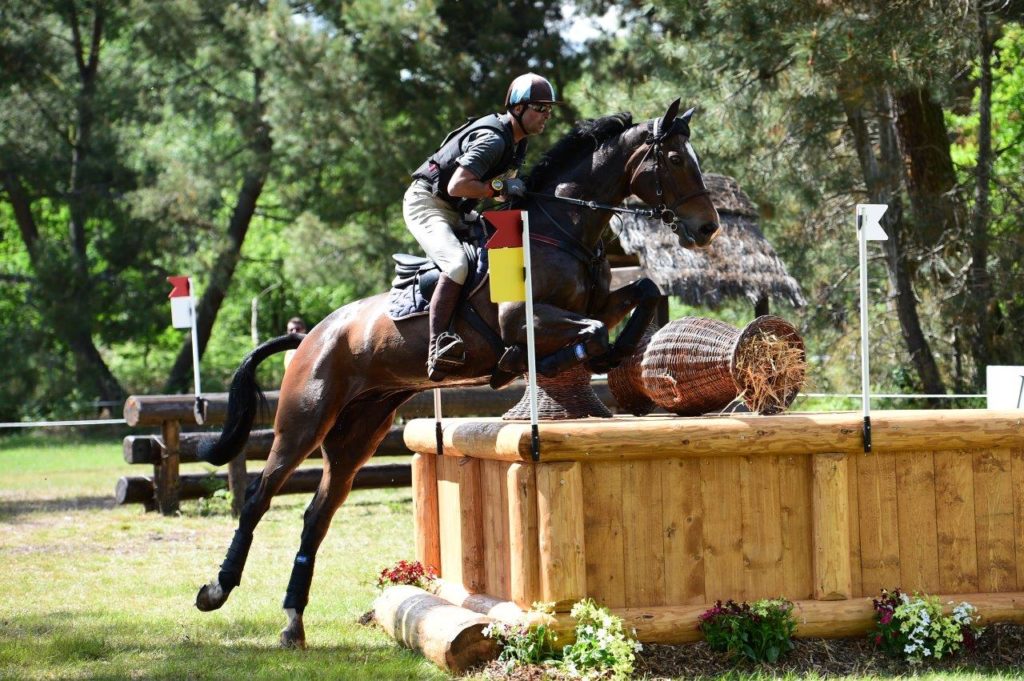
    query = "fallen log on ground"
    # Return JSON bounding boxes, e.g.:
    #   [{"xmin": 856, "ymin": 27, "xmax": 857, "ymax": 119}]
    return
[{"xmin": 373, "ymin": 584, "xmax": 498, "ymax": 674}]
